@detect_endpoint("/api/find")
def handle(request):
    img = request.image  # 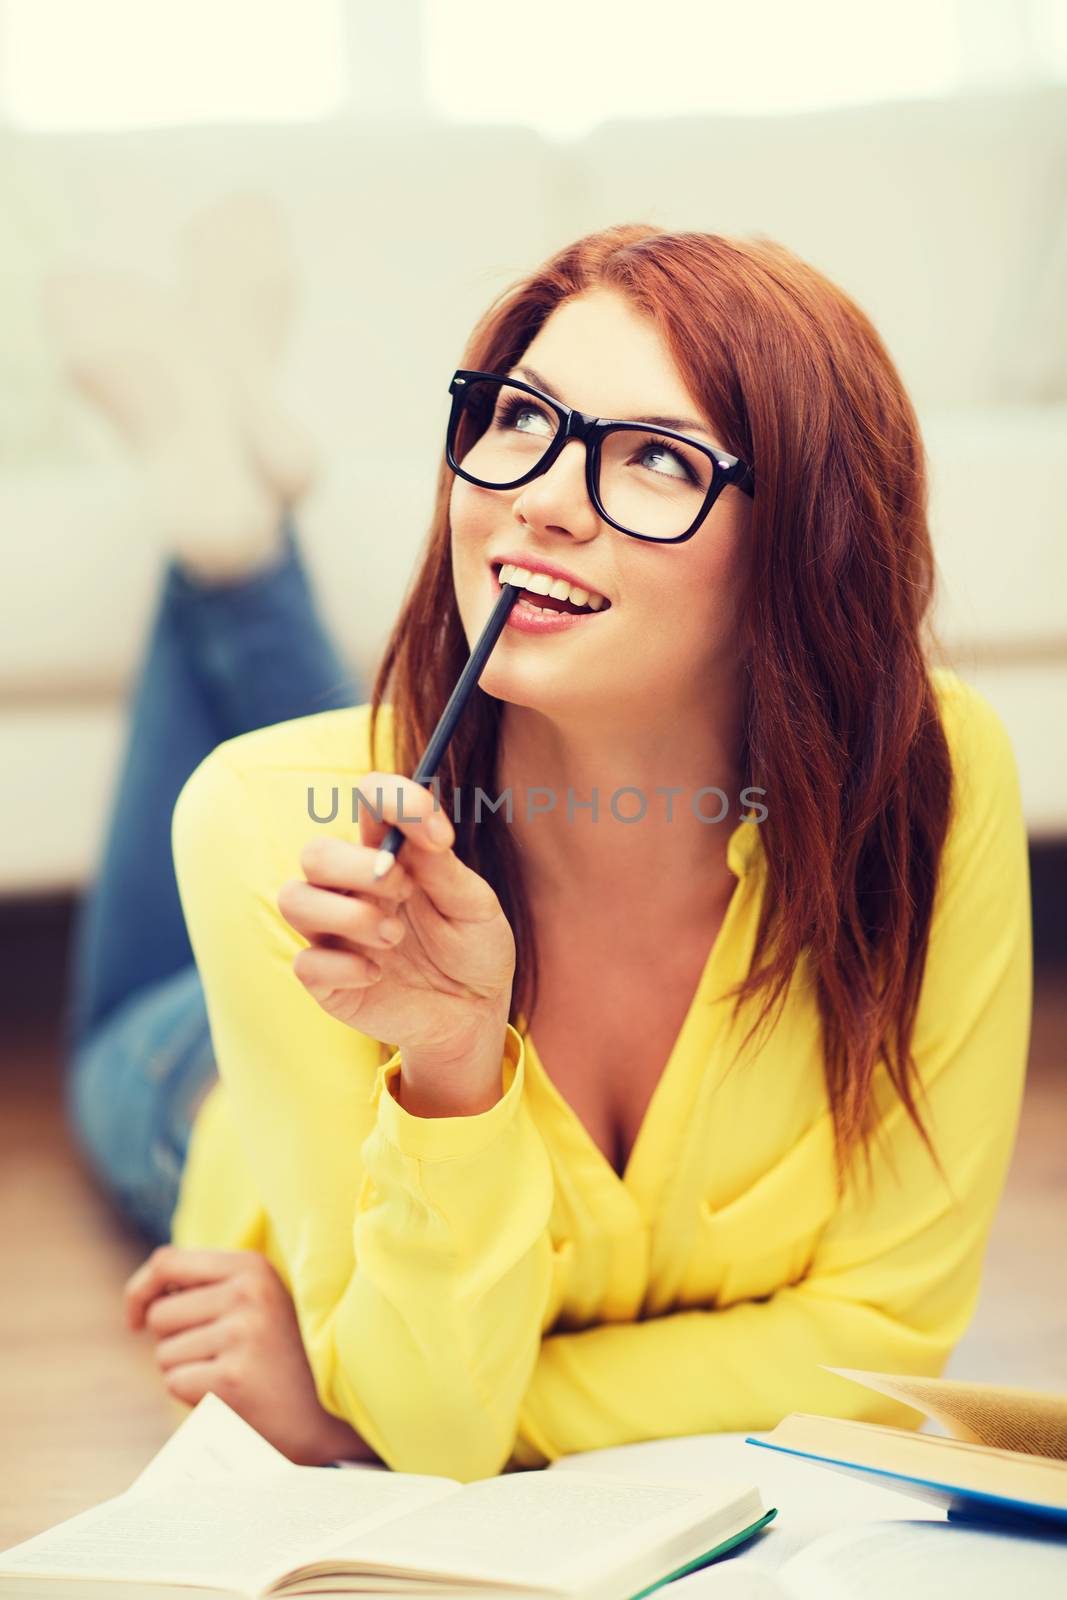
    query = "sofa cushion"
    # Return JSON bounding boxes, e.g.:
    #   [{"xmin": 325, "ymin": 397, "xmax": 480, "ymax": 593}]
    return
[{"xmin": 567, "ymin": 88, "xmax": 1067, "ymax": 413}]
